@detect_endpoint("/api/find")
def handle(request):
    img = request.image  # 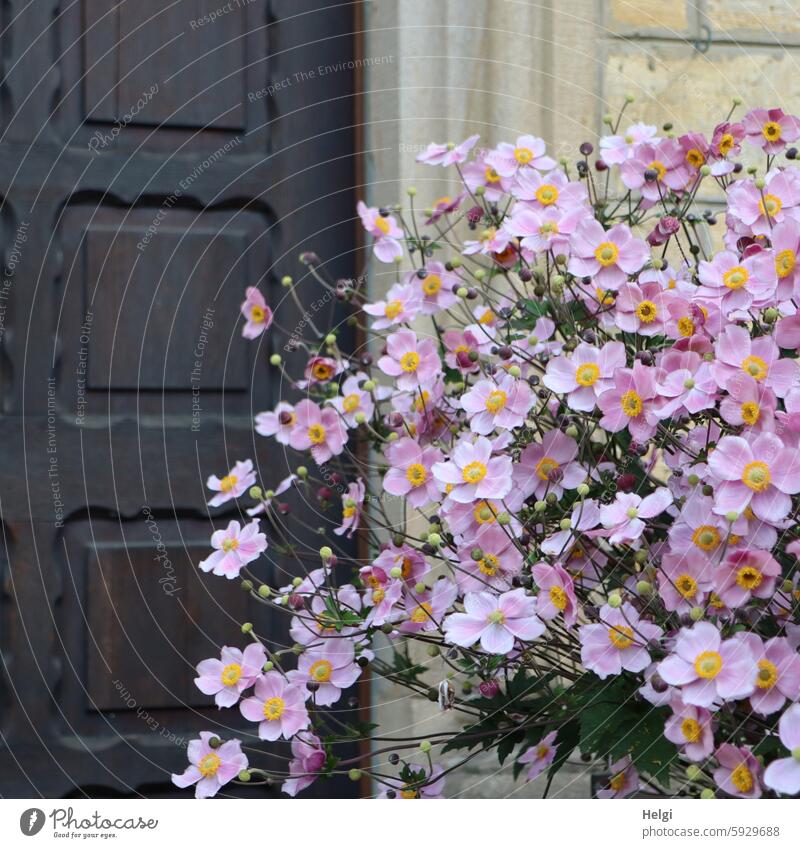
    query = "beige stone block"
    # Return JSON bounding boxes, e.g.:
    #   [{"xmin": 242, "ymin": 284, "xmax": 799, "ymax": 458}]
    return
[
  {"xmin": 704, "ymin": 0, "xmax": 800, "ymax": 37},
  {"xmin": 608, "ymin": 0, "xmax": 688, "ymax": 34}
]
